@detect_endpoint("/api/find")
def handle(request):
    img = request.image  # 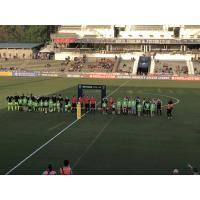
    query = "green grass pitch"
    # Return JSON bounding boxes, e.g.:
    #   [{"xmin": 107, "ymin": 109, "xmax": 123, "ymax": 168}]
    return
[{"xmin": 0, "ymin": 77, "xmax": 200, "ymax": 175}]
